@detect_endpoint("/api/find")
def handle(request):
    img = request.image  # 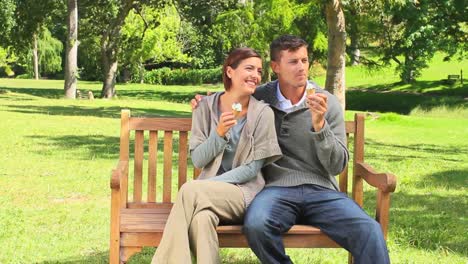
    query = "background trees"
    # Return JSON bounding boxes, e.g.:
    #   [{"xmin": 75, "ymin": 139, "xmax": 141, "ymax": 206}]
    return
[
  {"xmin": 0, "ymin": 0, "xmax": 465, "ymax": 100},
  {"xmin": 377, "ymin": 0, "xmax": 467, "ymax": 83}
]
